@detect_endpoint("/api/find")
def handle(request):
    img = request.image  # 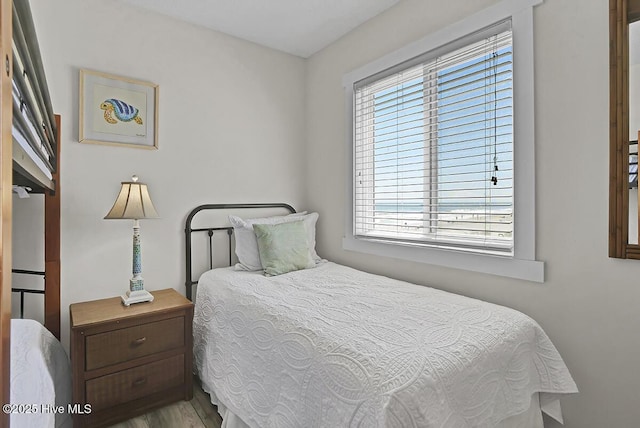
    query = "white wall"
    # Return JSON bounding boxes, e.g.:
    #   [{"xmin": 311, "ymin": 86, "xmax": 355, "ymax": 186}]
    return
[
  {"xmin": 305, "ymin": 1, "xmax": 640, "ymax": 427},
  {"xmin": 11, "ymin": 195, "xmax": 45, "ymax": 323},
  {"xmin": 24, "ymin": 0, "xmax": 307, "ymax": 350},
  {"xmin": 629, "ymin": 65, "xmax": 640, "ymax": 141}
]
